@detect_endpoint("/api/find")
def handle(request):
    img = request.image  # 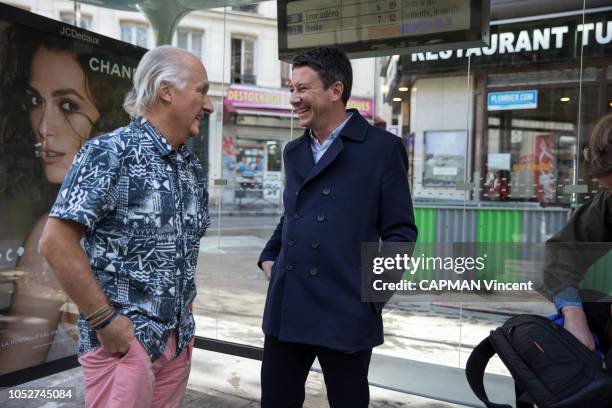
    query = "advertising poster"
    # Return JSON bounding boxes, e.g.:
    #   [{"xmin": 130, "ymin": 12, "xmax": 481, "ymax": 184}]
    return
[
  {"xmin": 0, "ymin": 4, "xmax": 145, "ymax": 376},
  {"xmin": 535, "ymin": 133, "xmax": 555, "ymax": 204},
  {"xmin": 263, "ymin": 172, "xmax": 282, "ymax": 201},
  {"xmin": 423, "ymin": 130, "xmax": 466, "ymax": 186},
  {"xmin": 235, "ymin": 141, "xmax": 264, "ymax": 191}
]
